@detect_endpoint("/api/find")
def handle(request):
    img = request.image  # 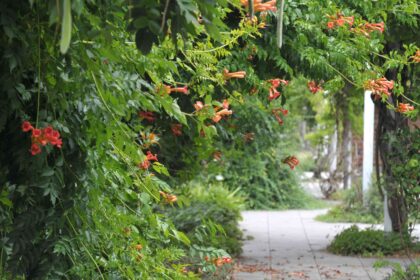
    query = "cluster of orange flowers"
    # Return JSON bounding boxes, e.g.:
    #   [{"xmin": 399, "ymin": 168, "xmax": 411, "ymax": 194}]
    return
[
  {"xmin": 327, "ymin": 12, "xmax": 385, "ymax": 37},
  {"xmin": 138, "ymin": 111, "xmax": 156, "ymax": 122},
  {"xmin": 245, "ymin": 16, "xmax": 268, "ymax": 29},
  {"xmin": 213, "ymin": 100, "xmax": 233, "ymax": 123},
  {"xmin": 327, "ymin": 13, "xmax": 354, "ymax": 29},
  {"xmin": 204, "ymin": 256, "xmax": 232, "ymax": 267},
  {"xmin": 363, "ymin": 78, "xmax": 415, "ymax": 113},
  {"xmin": 268, "ymin": 78, "xmax": 288, "ymax": 101},
  {"xmin": 272, "ymin": 108, "xmax": 288, "ymax": 125},
  {"xmin": 194, "ymin": 89, "xmax": 234, "ymax": 124},
  {"xmin": 159, "ymin": 191, "xmax": 177, "ymax": 203},
  {"xmin": 22, "ymin": 121, "xmax": 63, "ymax": 156},
  {"xmin": 194, "ymin": 101, "xmax": 205, "ymax": 111},
  {"xmin": 133, "ymin": 244, "xmax": 143, "ymax": 251},
  {"xmin": 282, "ymin": 155, "xmax": 299, "ymax": 170},
  {"xmin": 411, "ymin": 50, "xmax": 420, "ymax": 63},
  {"xmin": 138, "ymin": 151, "xmax": 158, "ymax": 170},
  {"xmin": 352, "ymin": 22, "xmax": 385, "ymax": 37},
  {"xmin": 140, "ymin": 132, "xmax": 159, "ymax": 148},
  {"xmin": 307, "ymin": 81, "xmax": 323, "ymax": 94},
  {"xmin": 194, "ymin": 100, "xmax": 230, "ymax": 118},
  {"xmin": 132, "ymin": 243, "xmax": 144, "ymax": 262},
  {"xmin": 396, "ymin": 103, "xmax": 415, "ymax": 113},
  {"xmin": 364, "ymin": 77, "xmax": 394, "ymax": 100},
  {"xmin": 171, "ymin": 123, "xmax": 183, "ymax": 136},
  {"xmin": 240, "ymin": 0, "xmax": 277, "ymax": 12}
]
